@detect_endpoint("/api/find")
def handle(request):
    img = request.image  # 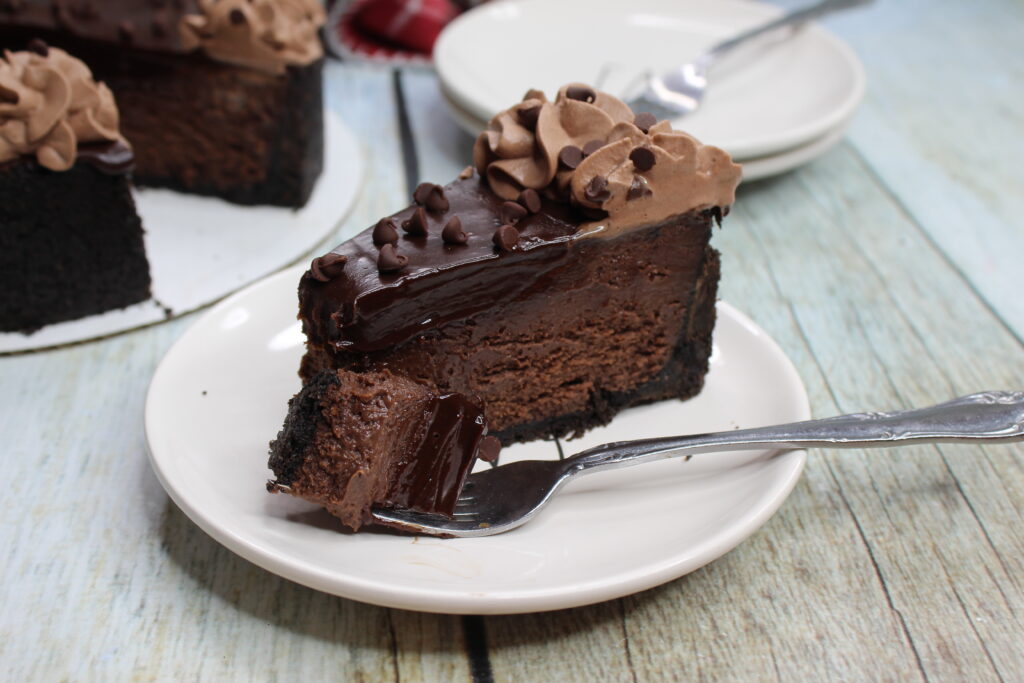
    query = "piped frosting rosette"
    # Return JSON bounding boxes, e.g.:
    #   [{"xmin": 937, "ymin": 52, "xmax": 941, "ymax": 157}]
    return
[
  {"xmin": 0, "ymin": 46, "xmax": 123, "ymax": 172},
  {"xmin": 181, "ymin": 0, "xmax": 327, "ymax": 75},
  {"xmin": 473, "ymin": 83, "xmax": 742, "ymax": 236}
]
